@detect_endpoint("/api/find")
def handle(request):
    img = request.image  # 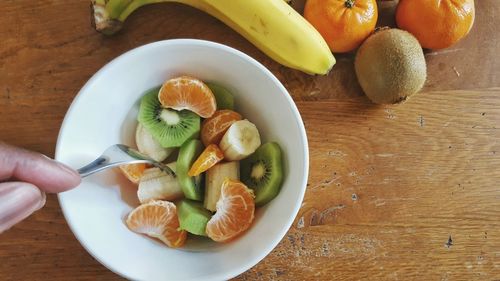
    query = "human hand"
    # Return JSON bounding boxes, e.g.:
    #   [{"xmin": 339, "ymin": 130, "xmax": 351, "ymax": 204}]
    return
[{"xmin": 0, "ymin": 142, "xmax": 81, "ymax": 233}]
